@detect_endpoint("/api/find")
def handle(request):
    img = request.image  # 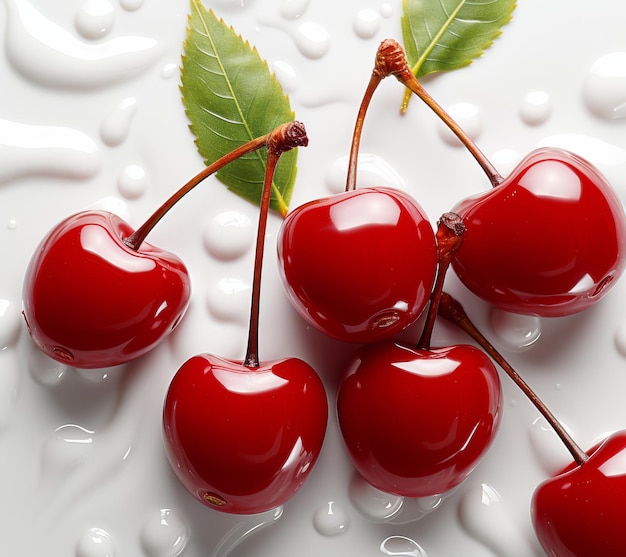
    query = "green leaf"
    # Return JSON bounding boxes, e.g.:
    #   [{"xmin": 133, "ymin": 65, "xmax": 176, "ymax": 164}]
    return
[
  {"xmin": 181, "ymin": 0, "xmax": 297, "ymax": 215},
  {"xmin": 401, "ymin": 0, "xmax": 516, "ymax": 109}
]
